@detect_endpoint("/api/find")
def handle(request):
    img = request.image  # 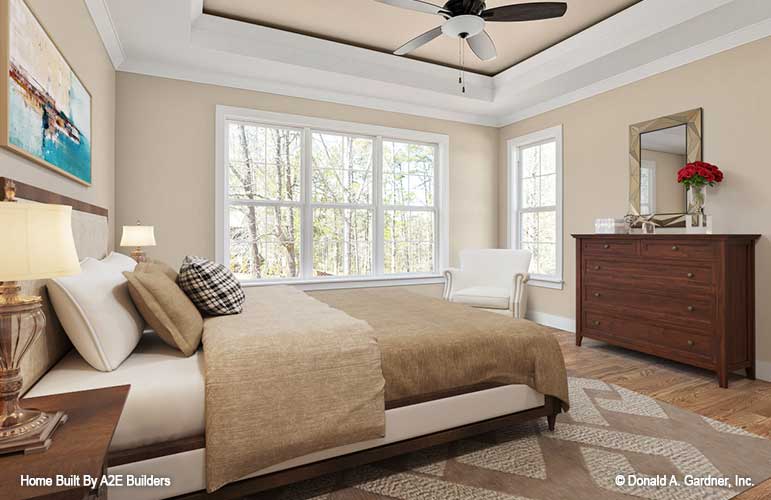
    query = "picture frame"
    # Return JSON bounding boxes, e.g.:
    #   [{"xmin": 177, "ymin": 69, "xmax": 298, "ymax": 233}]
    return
[{"xmin": 0, "ymin": 0, "xmax": 92, "ymax": 186}]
